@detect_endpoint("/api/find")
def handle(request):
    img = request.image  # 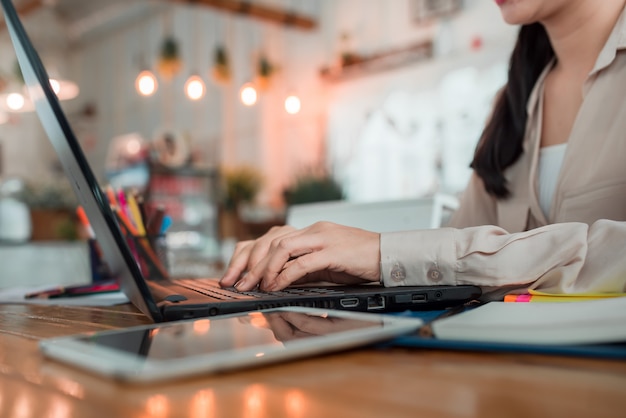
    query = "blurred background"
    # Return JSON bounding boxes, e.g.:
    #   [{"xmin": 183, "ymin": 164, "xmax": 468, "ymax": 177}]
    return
[{"xmin": 0, "ymin": 0, "xmax": 517, "ymax": 282}]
